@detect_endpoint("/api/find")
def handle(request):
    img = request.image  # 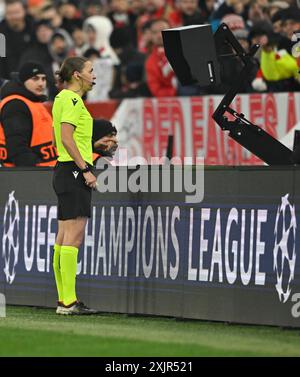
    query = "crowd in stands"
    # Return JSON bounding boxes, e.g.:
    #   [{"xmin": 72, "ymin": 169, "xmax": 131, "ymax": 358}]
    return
[{"xmin": 0, "ymin": 0, "xmax": 300, "ymax": 100}]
